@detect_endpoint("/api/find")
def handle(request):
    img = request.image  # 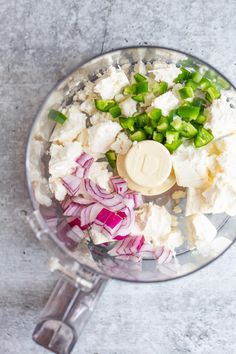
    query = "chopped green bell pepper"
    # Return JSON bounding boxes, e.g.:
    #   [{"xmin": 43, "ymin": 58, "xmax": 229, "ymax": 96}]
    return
[
  {"xmin": 135, "ymin": 113, "xmax": 149, "ymax": 128},
  {"xmin": 95, "ymin": 99, "xmax": 116, "ymax": 112},
  {"xmin": 191, "ymin": 71, "xmax": 203, "ymax": 84},
  {"xmin": 174, "ymin": 67, "xmax": 191, "ymax": 84},
  {"xmin": 148, "ymin": 108, "xmax": 162, "ymax": 127},
  {"xmin": 144, "ymin": 125, "xmax": 154, "ymax": 136},
  {"xmin": 109, "ymin": 105, "xmax": 121, "ymax": 118},
  {"xmin": 195, "ymin": 114, "xmax": 207, "ymax": 124},
  {"xmin": 132, "ymin": 93, "xmax": 146, "ymax": 103},
  {"xmin": 179, "ymin": 86, "xmax": 194, "ymax": 99},
  {"xmin": 48, "ymin": 109, "xmax": 67, "ymax": 125},
  {"xmin": 194, "ymin": 127, "xmax": 214, "ymax": 148},
  {"xmin": 130, "ymin": 130, "xmax": 147, "ymax": 142},
  {"xmin": 156, "ymin": 116, "xmax": 169, "ymax": 133},
  {"xmin": 186, "ymin": 80, "xmax": 198, "ymax": 91},
  {"xmin": 199, "ymin": 77, "xmax": 211, "ymax": 91},
  {"xmin": 165, "ymin": 131, "xmax": 182, "ymax": 152},
  {"xmin": 205, "ymin": 86, "xmax": 221, "ymax": 103},
  {"xmin": 152, "ymin": 81, "xmax": 168, "ymax": 96},
  {"xmin": 134, "ymin": 73, "xmax": 147, "ymax": 82},
  {"xmin": 177, "ymin": 105, "xmax": 200, "ymax": 121},
  {"xmin": 123, "ymin": 85, "xmax": 137, "ymax": 95},
  {"xmin": 106, "ymin": 150, "xmax": 117, "ymax": 169},
  {"xmin": 119, "ymin": 117, "xmax": 135, "ymax": 131},
  {"xmin": 153, "ymin": 131, "xmax": 164, "ymax": 143}
]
